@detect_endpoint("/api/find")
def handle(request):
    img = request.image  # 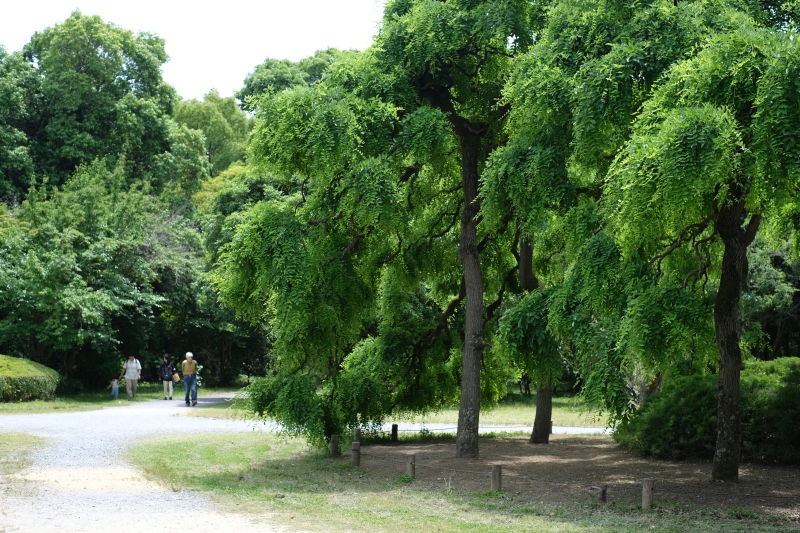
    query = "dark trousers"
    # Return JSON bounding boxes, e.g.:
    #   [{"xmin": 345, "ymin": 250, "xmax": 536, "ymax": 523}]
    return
[{"xmin": 183, "ymin": 374, "xmax": 197, "ymax": 403}]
